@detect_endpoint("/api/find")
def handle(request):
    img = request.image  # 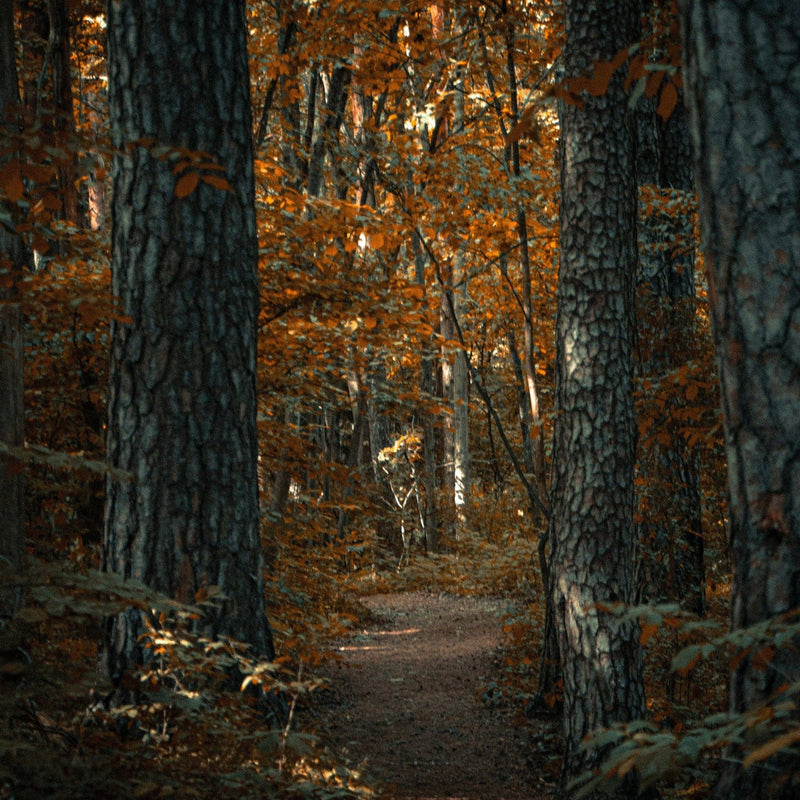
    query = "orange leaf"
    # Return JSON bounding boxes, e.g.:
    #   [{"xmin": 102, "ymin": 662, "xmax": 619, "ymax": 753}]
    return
[
  {"xmin": 201, "ymin": 174, "xmax": 231, "ymax": 191},
  {"xmin": 645, "ymin": 70, "xmax": 665, "ymax": 99},
  {"xmin": 371, "ymin": 232, "xmax": 385, "ymax": 250},
  {"xmin": 625, "ymin": 53, "xmax": 647, "ymax": 89},
  {"xmin": 586, "ymin": 61, "xmax": 614, "ymax": 97},
  {"xmin": 743, "ymin": 728, "xmax": 800, "ymax": 769},
  {"xmin": 639, "ymin": 623, "xmax": 658, "ymax": 646},
  {"xmin": 0, "ymin": 165, "xmax": 24, "ymax": 203},
  {"xmin": 753, "ymin": 645, "xmax": 776, "ymax": 672},
  {"xmin": 175, "ymin": 171, "xmax": 200, "ymax": 198},
  {"xmin": 505, "ymin": 105, "xmax": 536, "ymax": 145},
  {"xmin": 657, "ymin": 81, "xmax": 679, "ymax": 121},
  {"xmin": 363, "ymin": 316, "xmax": 378, "ymax": 330},
  {"xmin": 31, "ymin": 232, "xmax": 50, "ymax": 254}
]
